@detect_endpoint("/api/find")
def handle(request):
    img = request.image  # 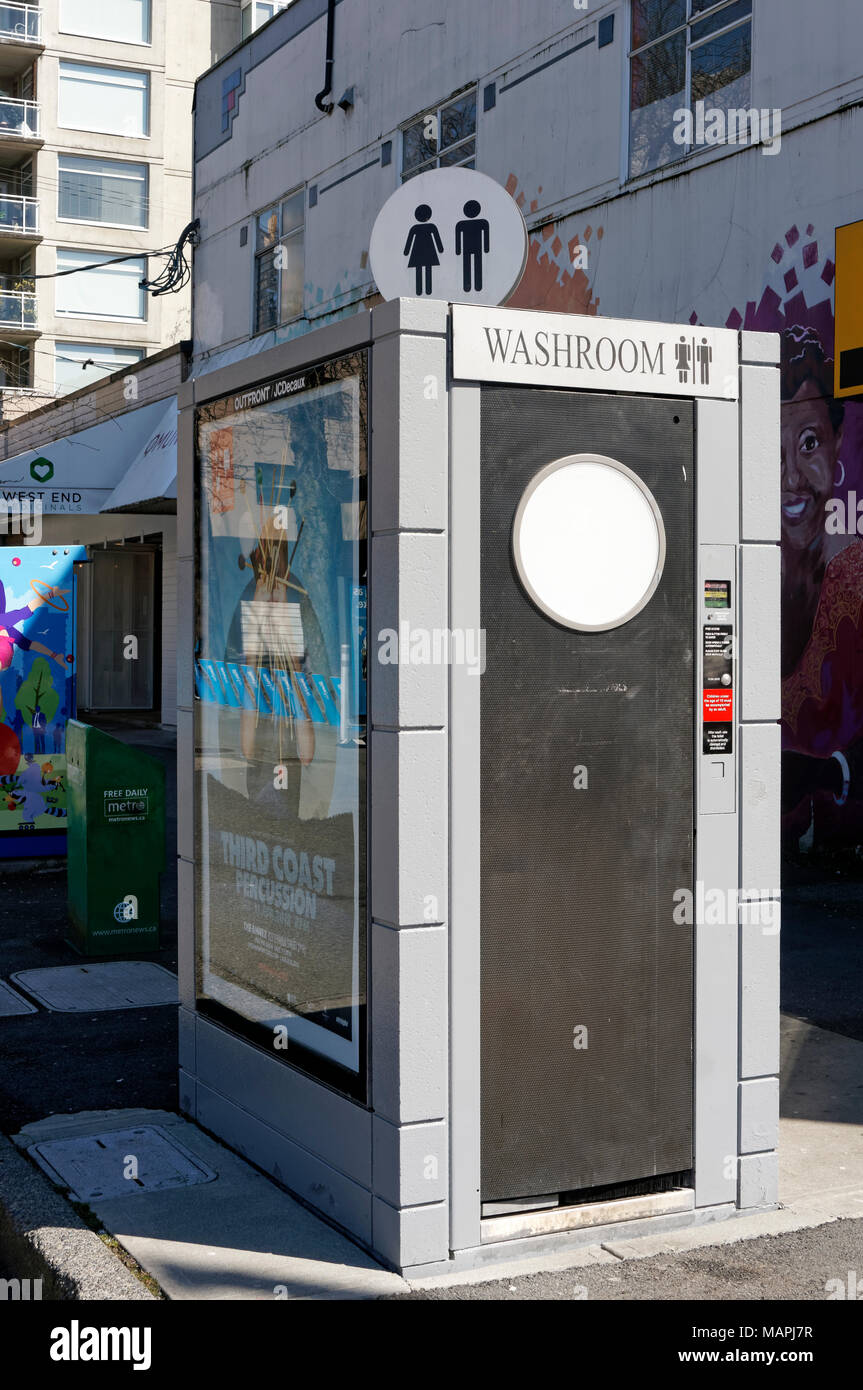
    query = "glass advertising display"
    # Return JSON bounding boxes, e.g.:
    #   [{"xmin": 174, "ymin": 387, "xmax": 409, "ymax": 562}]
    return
[{"xmin": 195, "ymin": 352, "xmax": 368, "ymax": 1094}]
